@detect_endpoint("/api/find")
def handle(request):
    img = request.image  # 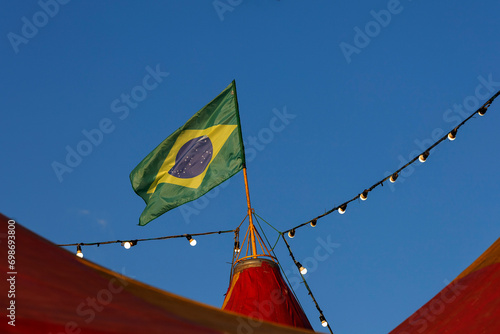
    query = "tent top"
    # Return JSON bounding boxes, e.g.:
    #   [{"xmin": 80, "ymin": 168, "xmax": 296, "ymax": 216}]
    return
[{"xmin": 389, "ymin": 236, "xmax": 500, "ymax": 334}]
